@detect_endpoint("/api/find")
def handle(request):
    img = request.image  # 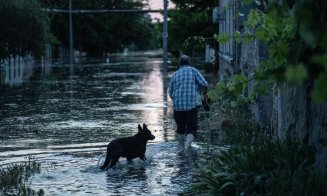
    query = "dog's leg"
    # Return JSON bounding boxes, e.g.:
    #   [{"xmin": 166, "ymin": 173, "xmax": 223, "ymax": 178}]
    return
[
  {"xmin": 139, "ymin": 154, "xmax": 146, "ymax": 161},
  {"xmin": 107, "ymin": 157, "xmax": 119, "ymax": 169},
  {"xmin": 127, "ymin": 158, "xmax": 134, "ymax": 164}
]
